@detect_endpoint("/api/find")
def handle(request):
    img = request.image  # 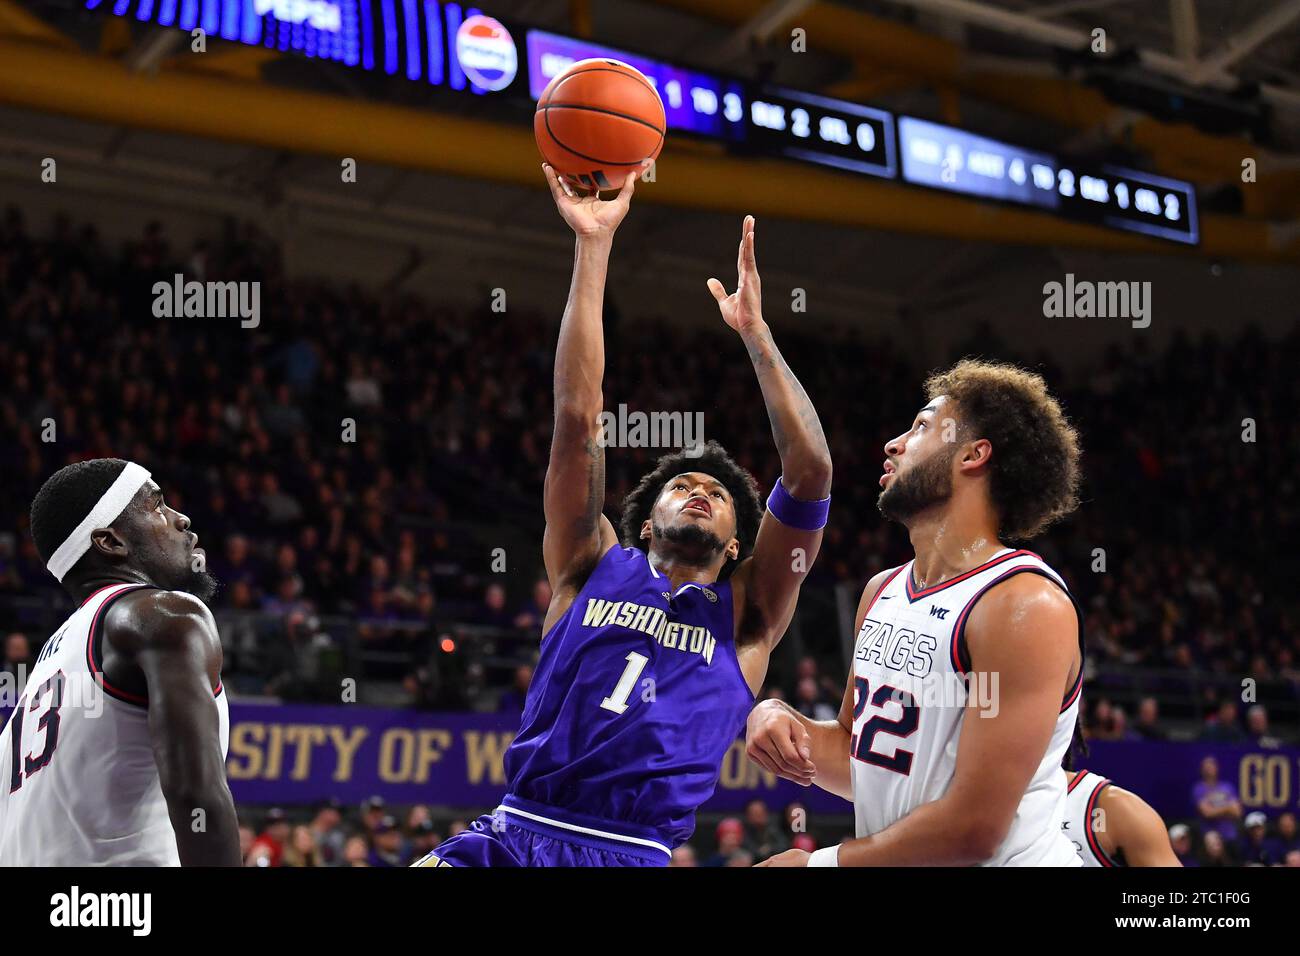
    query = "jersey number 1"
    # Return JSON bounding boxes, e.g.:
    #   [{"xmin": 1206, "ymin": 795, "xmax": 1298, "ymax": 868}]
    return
[{"xmin": 600, "ymin": 652, "xmax": 649, "ymax": 715}]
